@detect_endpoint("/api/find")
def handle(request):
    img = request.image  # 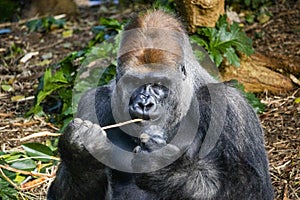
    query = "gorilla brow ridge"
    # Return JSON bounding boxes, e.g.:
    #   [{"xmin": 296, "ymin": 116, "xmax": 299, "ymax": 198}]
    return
[{"xmin": 119, "ymin": 10, "xmax": 185, "ymax": 66}]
